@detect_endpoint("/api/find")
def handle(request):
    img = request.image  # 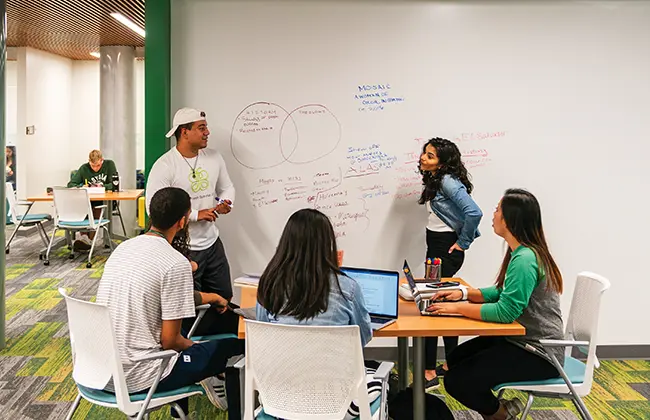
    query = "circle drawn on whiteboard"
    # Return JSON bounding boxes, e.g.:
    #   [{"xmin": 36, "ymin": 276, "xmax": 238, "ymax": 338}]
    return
[
  {"xmin": 280, "ymin": 104, "xmax": 342, "ymax": 164},
  {"xmin": 230, "ymin": 102, "xmax": 341, "ymax": 169},
  {"xmin": 230, "ymin": 102, "xmax": 296, "ymax": 170}
]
